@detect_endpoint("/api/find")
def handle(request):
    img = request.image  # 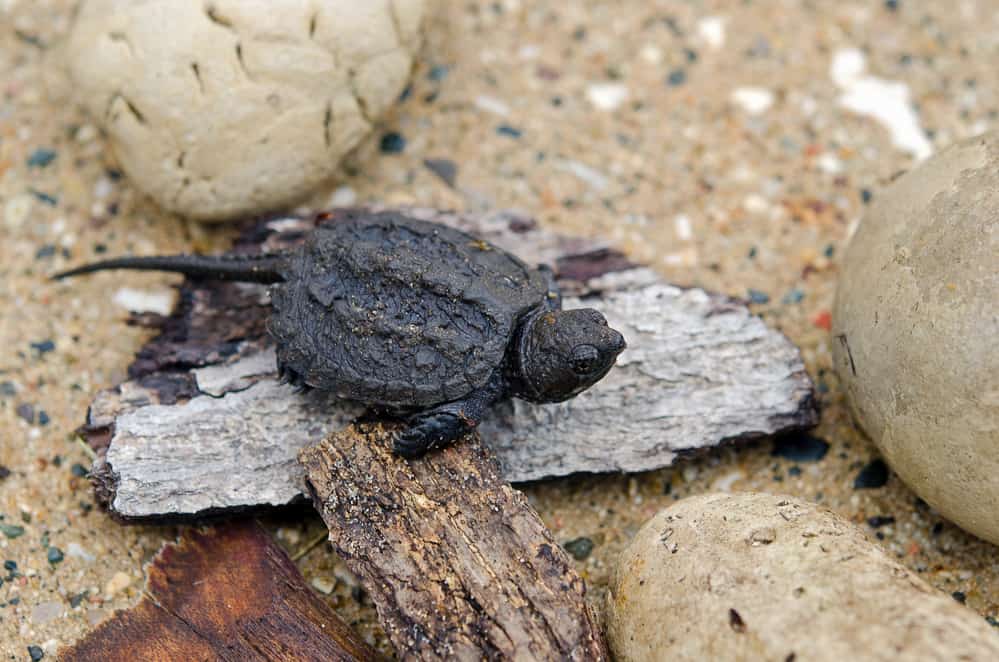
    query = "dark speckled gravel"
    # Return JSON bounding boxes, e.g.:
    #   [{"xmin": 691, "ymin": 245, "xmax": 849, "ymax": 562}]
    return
[
  {"xmin": 563, "ymin": 537, "xmax": 595, "ymax": 561},
  {"xmin": 867, "ymin": 515, "xmax": 896, "ymax": 528},
  {"xmin": 379, "ymin": 132, "xmax": 406, "ymax": 154},
  {"xmin": 855, "ymin": 459, "xmax": 890, "ymax": 489},
  {"xmin": 772, "ymin": 434, "xmax": 830, "ymax": 462}
]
